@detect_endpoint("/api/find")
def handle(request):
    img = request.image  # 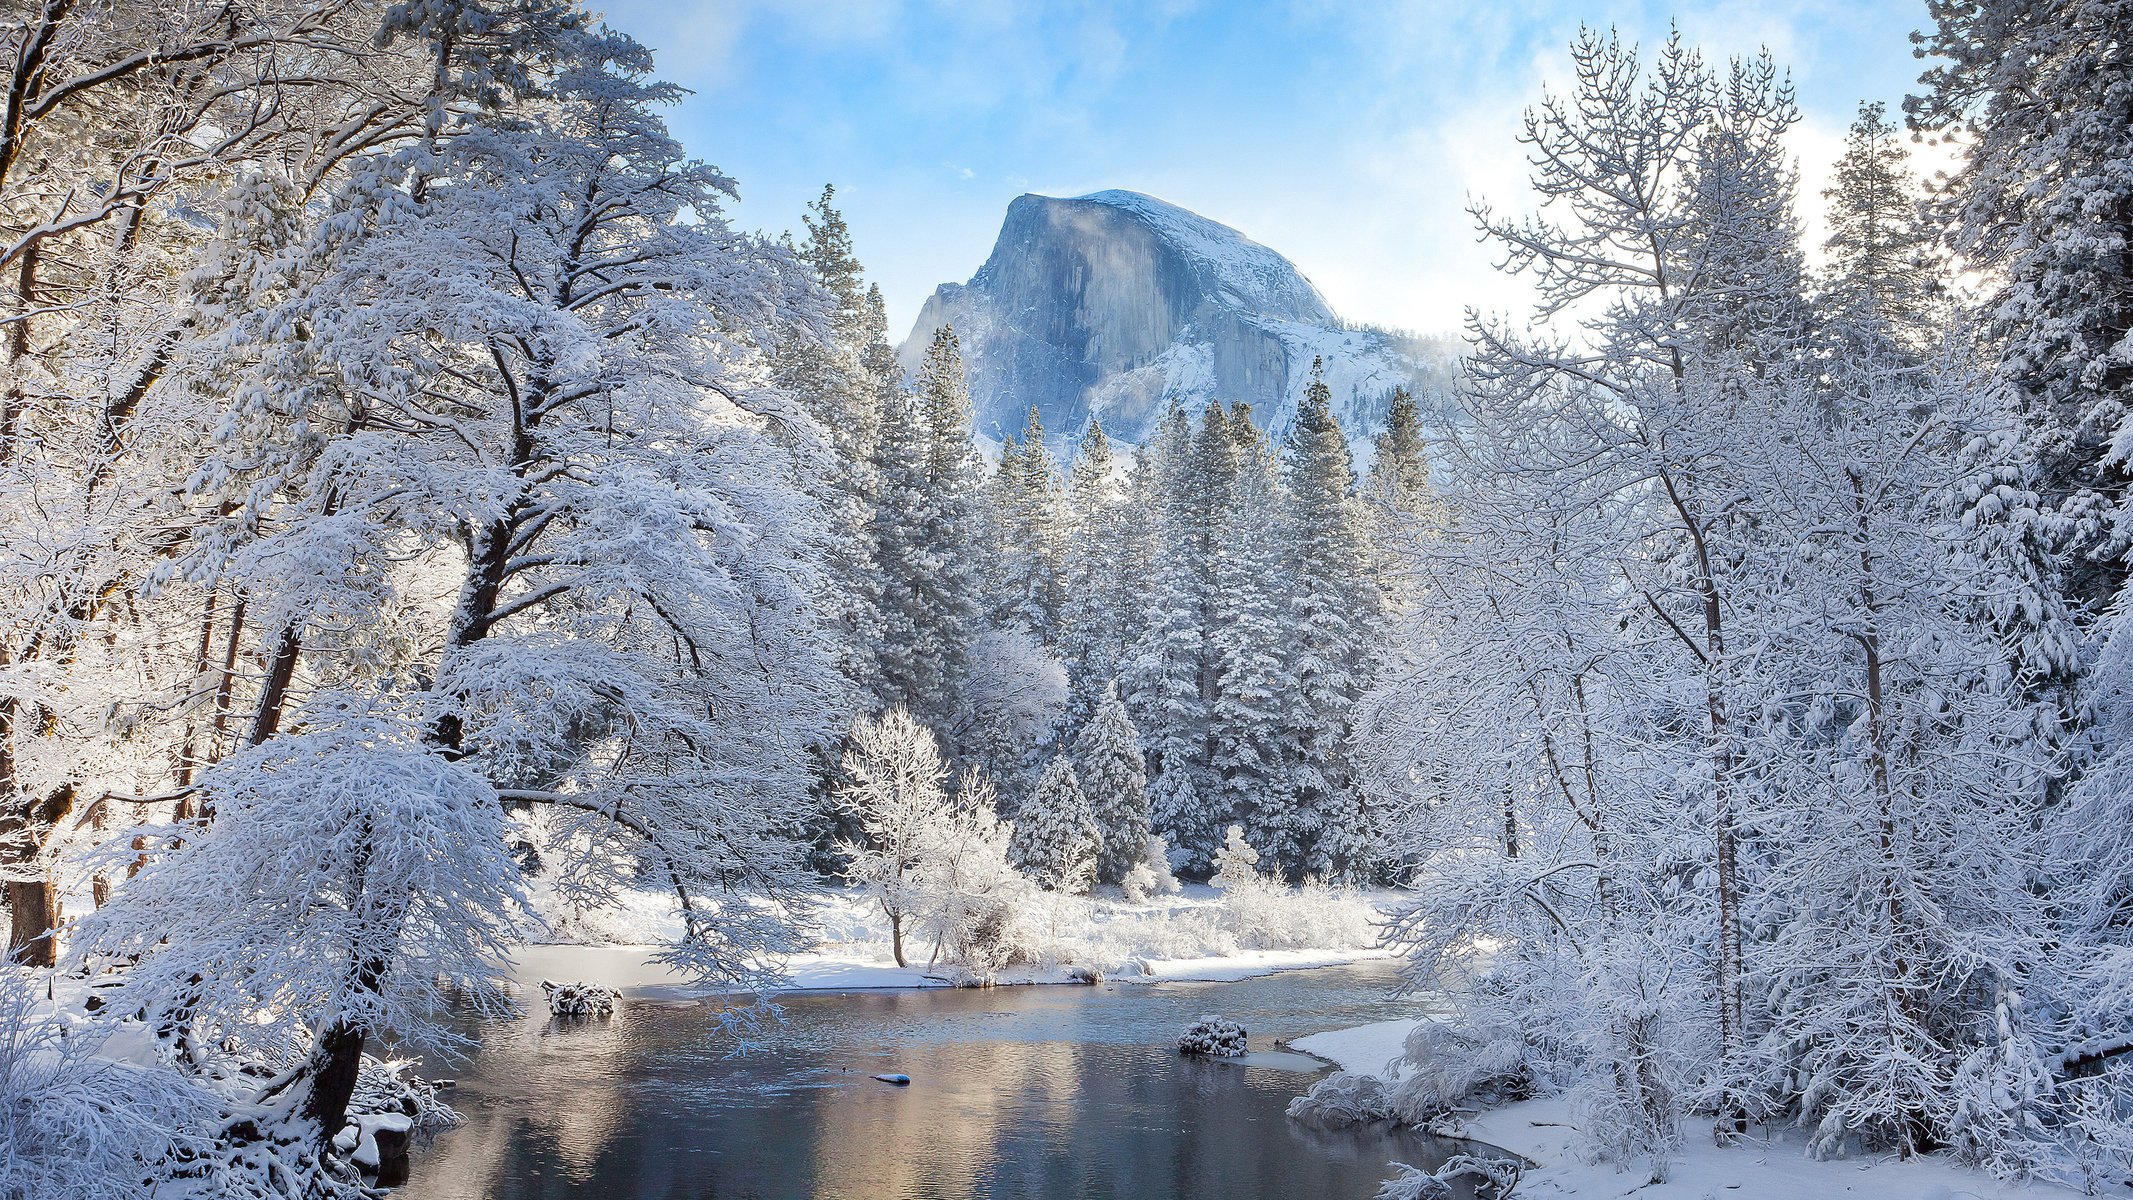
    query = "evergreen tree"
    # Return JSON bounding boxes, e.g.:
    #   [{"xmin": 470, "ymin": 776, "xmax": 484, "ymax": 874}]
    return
[
  {"xmin": 1821, "ymin": 103, "xmax": 1940, "ymax": 347},
  {"xmin": 1211, "ymin": 421, "xmax": 1296, "ymax": 858},
  {"xmin": 987, "ymin": 406, "xmax": 1067, "ymax": 641},
  {"xmin": 1059, "ymin": 418, "xmax": 1127, "ymax": 728},
  {"xmin": 1278, "ymin": 359, "xmax": 1378, "ymax": 882},
  {"xmin": 1913, "ymin": 0, "xmax": 2133, "ymax": 609},
  {"xmin": 1125, "ymin": 404, "xmax": 1219, "ymax": 872},
  {"xmin": 872, "ymin": 327, "xmax": 986, "ymax": 728},
  {"xmin": 1010, "ymin": 754, "xmax": 1100, "ymax": 894},
  {"xmin": 1210, "ymin": 824, "xmax": 1264, "ymax": 892},
  {"xmin": 1362, "ymin": 386, "xmax": 1439, "ymax": 618},
  {"xmin": 1075, "ymin": 686, "xmax": 1151, "ymax": 885}
]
